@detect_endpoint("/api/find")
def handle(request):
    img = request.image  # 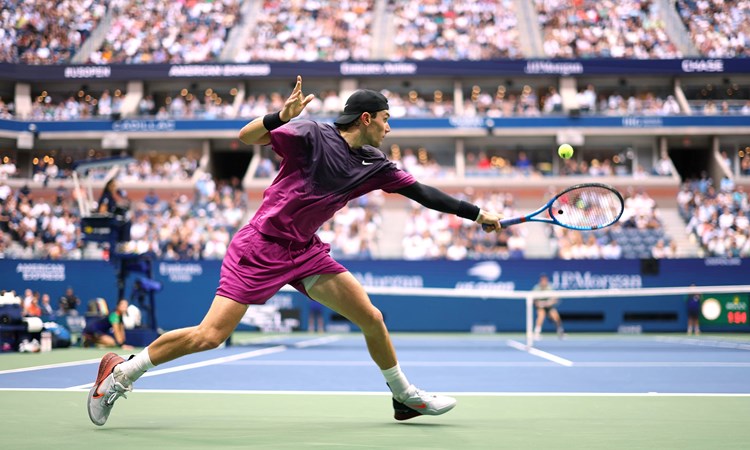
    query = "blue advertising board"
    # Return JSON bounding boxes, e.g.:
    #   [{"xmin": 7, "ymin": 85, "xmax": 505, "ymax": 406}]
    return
[
  {"xmin": 0, "ymin": 58, "xmax": 745, "ymax": 82},
  {"xmin": 2, "ymin": 115, "xmax": 749, "ymax": 136},
  {"xmin": 1, "ymin": 258, "xmax": 747, "ymax": 333}
]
